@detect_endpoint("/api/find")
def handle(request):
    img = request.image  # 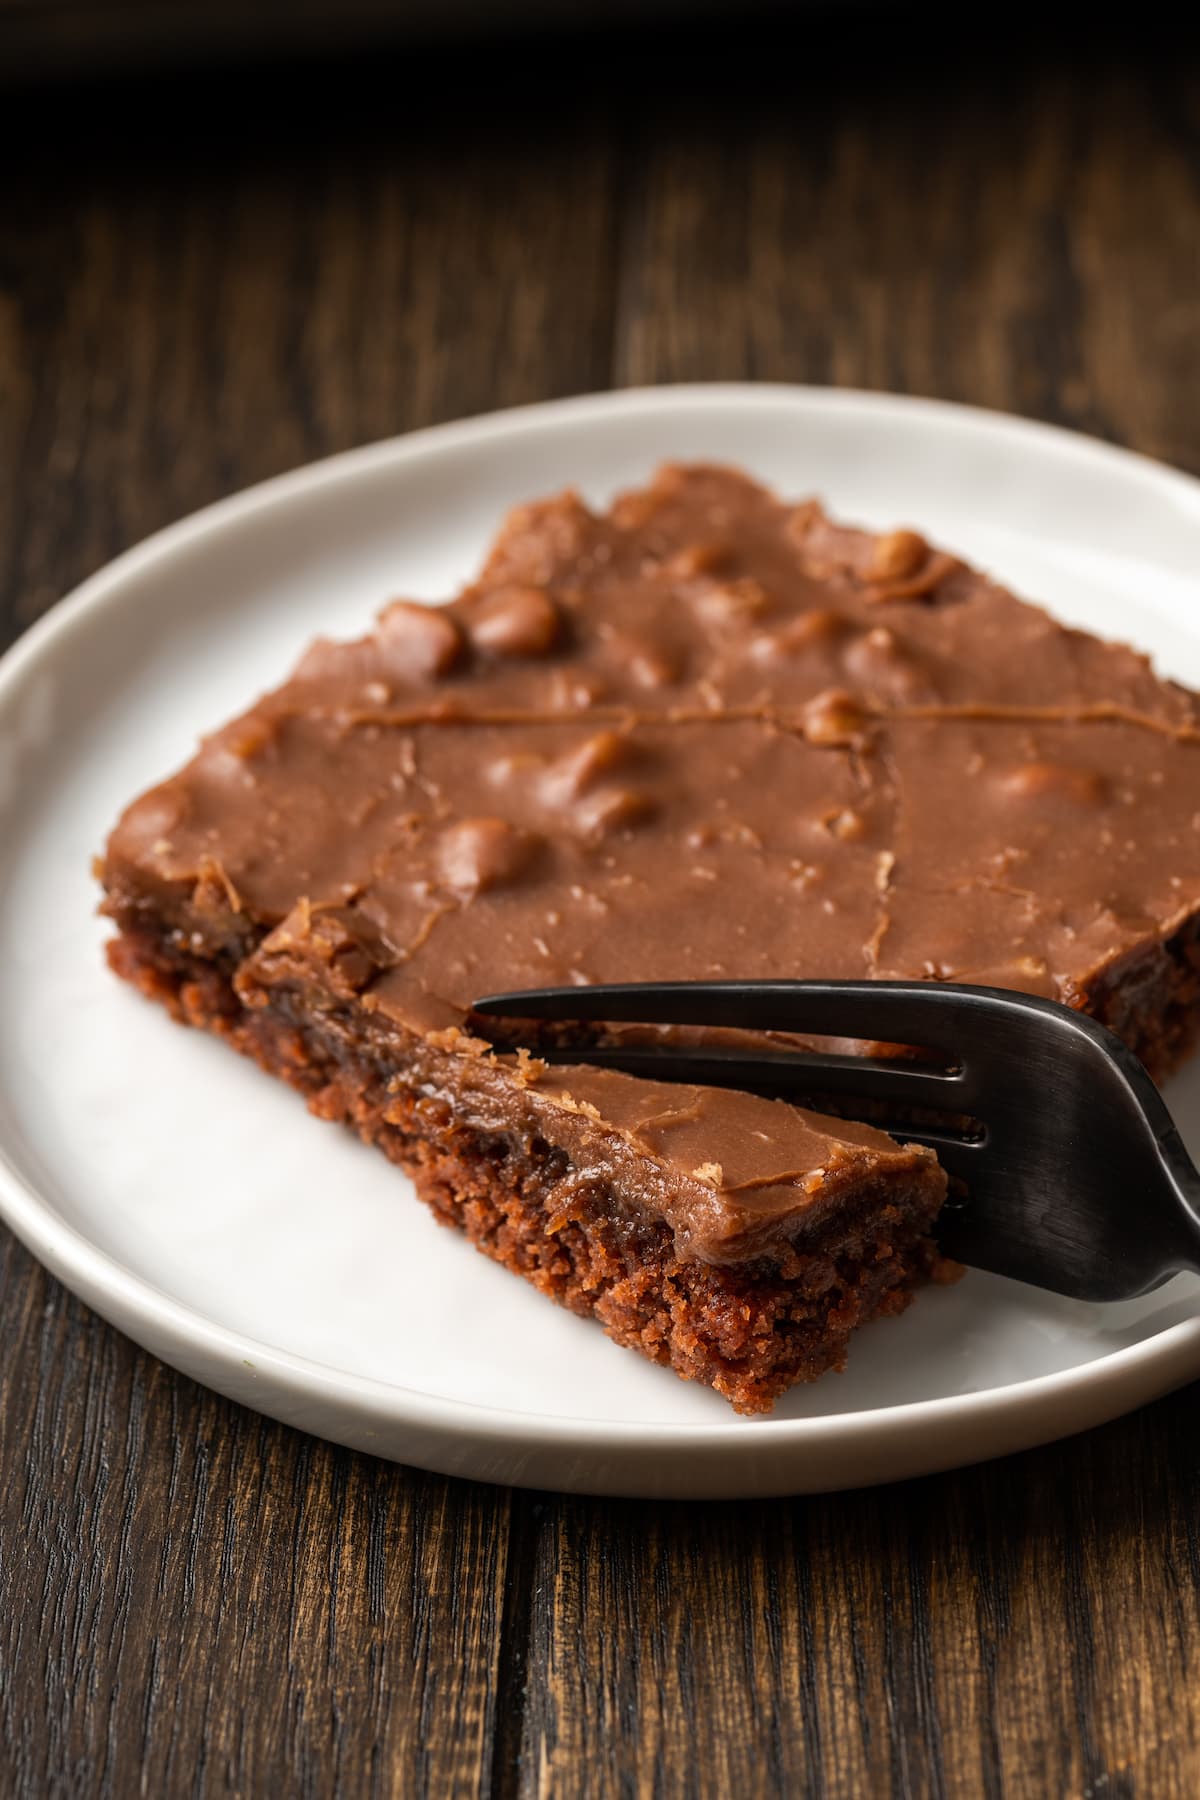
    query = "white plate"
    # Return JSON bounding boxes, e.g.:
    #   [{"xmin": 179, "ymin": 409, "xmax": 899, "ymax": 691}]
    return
[{"xmin": 3, "ymin": 384, "xmax": 1200, "ymax": 1499}]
